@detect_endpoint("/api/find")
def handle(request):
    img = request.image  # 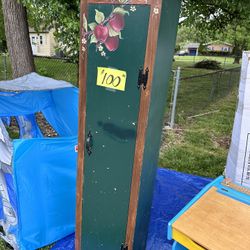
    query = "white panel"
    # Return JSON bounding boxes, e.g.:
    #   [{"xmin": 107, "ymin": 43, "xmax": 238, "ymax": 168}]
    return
[{"xmin": 226, "ymin": 51, "xmax": 250, "ymax": 188}]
